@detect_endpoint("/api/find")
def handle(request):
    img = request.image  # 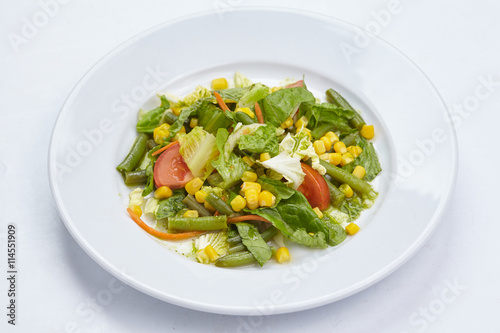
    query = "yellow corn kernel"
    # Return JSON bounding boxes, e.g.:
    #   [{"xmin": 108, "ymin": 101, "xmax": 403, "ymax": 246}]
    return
[
  {"xmin": 320, "ymin": 136, "xmax": 332, "ymax": 151},
  {"xmin": 241, "ymin": 171, "xmax": 258, "ymax": 182},
  {"xmin": 204, "ymin": 201, "xmax": 215, "ymax": 211},
  {"xmin": 189, "ymin": 118, "xmax": 198, "ymax": 128},
  {"xmin": 313, "ymin": 207, "xmax": 323, "ymax": 218},
  {"xmin": 130, "ymin": 205, "xmax": 142, "ymax": 218},
  {"xmin": 281, "ymin": 117, "xmax": 293, "ymax": 129},
  {"xmin": 319, "ymin": 153, "xmax": 330, "ymax": 161},
  {"xmin": 236, "ymin": 107, "xmax": 255, "ymax": 118},
  {"xmin": 329, "ymin": 152, "xmax": 342, "ymax": 165},
  {"xmin": 275, "ymin": 247, "xmax": 290, "ymax": 264},
  {"xmin": 295, "ymin": 116, "xmax": 308, "ymax": 130},
  {"xmin": 154, "ymin": 186, "xmax": 173, "ymax": 199},
  {"xmin": 183, "ymin": 210, "xmax": 199, "ymax": 218},
  {"xmin": 259, "ymin": 191, "xmax": 276, "ymax": 207},
  {"xmin": 195, "ymin": 190, "xmax": 208, "ymax": 203},
  {"xmin": 185, "ymin": 177, "xmax": 203, "ymax": 195},
  {"xmin": 340, "ymin": 152, "xmax": 354, "ymax": 166},
  {"xmin": 245, "ymin": 188, "xmax": 259, "ymax": 209},
  {"xmin": 360, "ymin": 125, "xmax": 375, "ymax": 140},
  {"xmin": 313, "ymin": 140, "xmax": 326, "ymax": 155},
  {"xmin": 347, "ymin": 145, "xmax": 363, "ymax": 158},
  {"xmin": 204, "ymin": 245, "xmax": 219, "ymax": 261},
  {"xmin": 297, "ymin": 127, "xmax": 312, "ymax": 140},
  {"xmin": 334, "ymin": 141, "xmax": 347, "ymax": 154},
  {"xmin": 339, "ymin": 184, "xmax": 353, "ymax": 198},
  {"xmin": 242, "ymin": 156, "xmax": 255, "ymax": 167},
  {"xmin": 230, "ymin": 195, "xmax": 247, "ymax": 212},
  {"xmin": 345, "ymin": 222, "xmax": 360, "ymax": 235},
  {"xmin": 260, "ymin": 153, "xmax": 271, "ymax": 162},
  {"xmin": 212, "ymin": 78, "xmax": 228, "ymax": 90},
  {"xmin": 179, "ymin": 125, "xmax": 186, "ymax": 134},
  {"xmin": 325, "ymin": 131, "xmax": 339, "ymax": 144},
  {"xmin": 153, "ymin": 123, "xmax": 170, "ymax": 144},
  {"xmin": 352, "ymin": 165, "xmax": 366, "ymax": 179},
  {"xmin": 241, "ymin": 182, "xmax": 261, "ymax": 194},
  {"xmin": 171, "ymin": 107, "xmax": 181, "ymax": 116},
  {"xmin": 271, "ymin": 86, "xmax": 282, "ymax": 93}
]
